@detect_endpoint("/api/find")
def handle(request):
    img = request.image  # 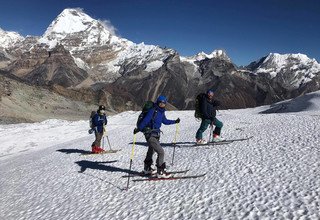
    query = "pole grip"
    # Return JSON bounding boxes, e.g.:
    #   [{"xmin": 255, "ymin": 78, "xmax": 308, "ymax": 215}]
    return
[{"xmin": 130, "ymin": 134, "xmax": 137, "ymax": 160}]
